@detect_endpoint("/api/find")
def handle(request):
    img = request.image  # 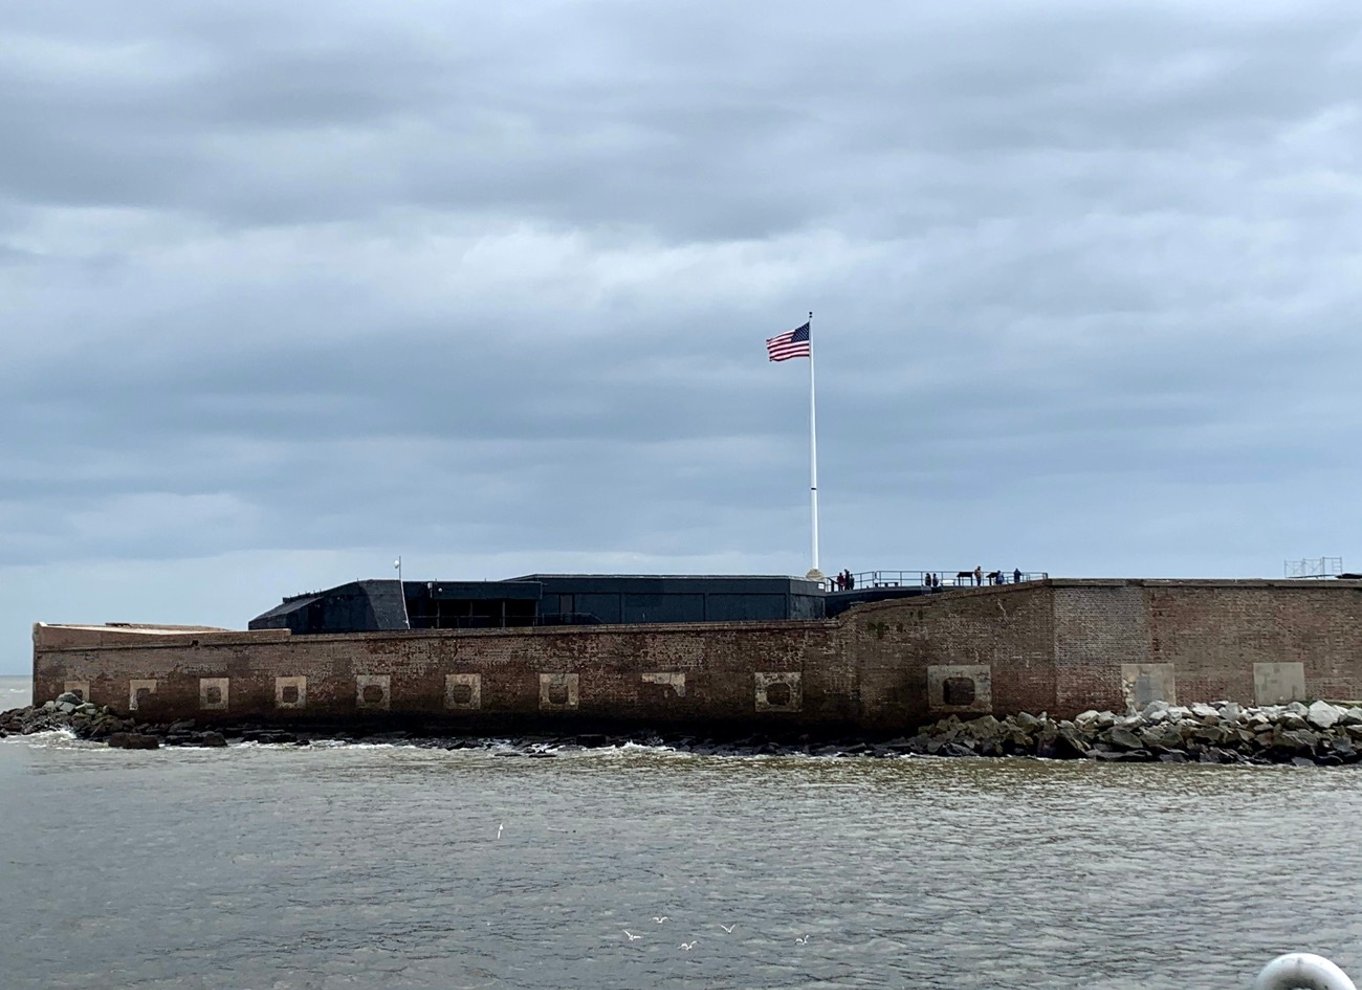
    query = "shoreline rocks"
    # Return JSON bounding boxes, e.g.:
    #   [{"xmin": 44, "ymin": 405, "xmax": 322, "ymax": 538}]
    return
[
  {"xmin": 0, "ymin": 697, "xmax": 231, "ymax": 749},
  {"xmin": 905, "ymin": 699, "xmax": 1362, "ymax": 766},
  {"xmin": 3, "ymin": 695, "xmax": 1359, "ymax": 766}
]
